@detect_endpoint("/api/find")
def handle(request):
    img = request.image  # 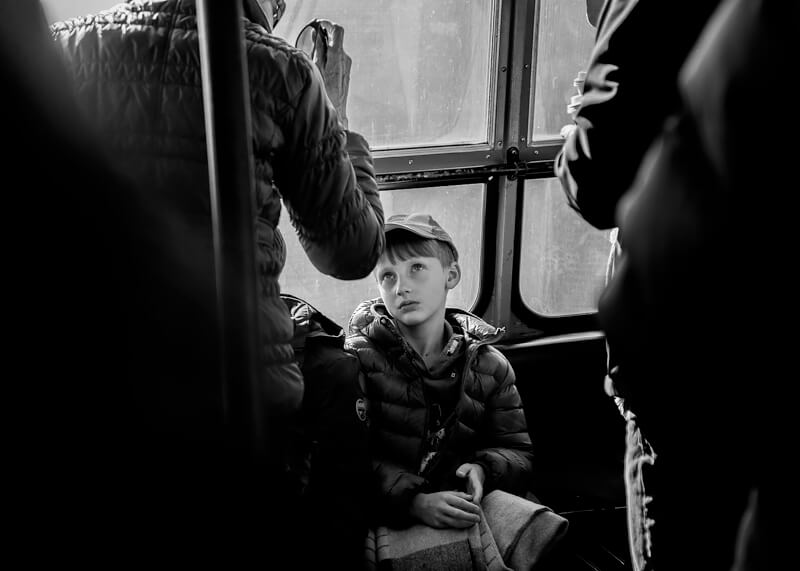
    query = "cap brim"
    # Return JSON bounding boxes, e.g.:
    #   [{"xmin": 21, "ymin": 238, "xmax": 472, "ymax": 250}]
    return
[{"xmin": 384, "ymin": 222, "xmax": 437, "ymax": 240}]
